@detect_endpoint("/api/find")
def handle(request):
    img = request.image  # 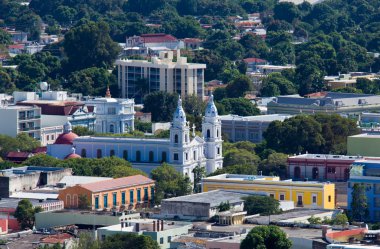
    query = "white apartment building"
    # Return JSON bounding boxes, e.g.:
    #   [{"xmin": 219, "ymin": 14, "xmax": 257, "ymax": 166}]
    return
[
  {"xmin": 0, "ymin": 105, "xmax": 42, "ymax": 139},
  {"xmin": 116, "ymin": 51, "xmax": 206, "ymax": 103}
]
